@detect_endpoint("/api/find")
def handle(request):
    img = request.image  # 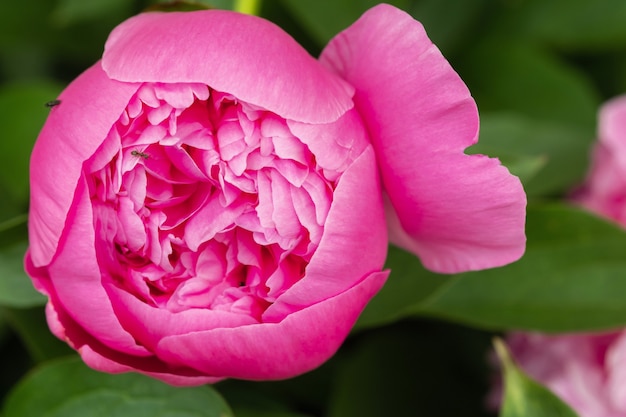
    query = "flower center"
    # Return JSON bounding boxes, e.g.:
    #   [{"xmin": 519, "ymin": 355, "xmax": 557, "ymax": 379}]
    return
[{"xmin": 87, "ymin": 83, "xmax": 335, "ymax": 320}]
